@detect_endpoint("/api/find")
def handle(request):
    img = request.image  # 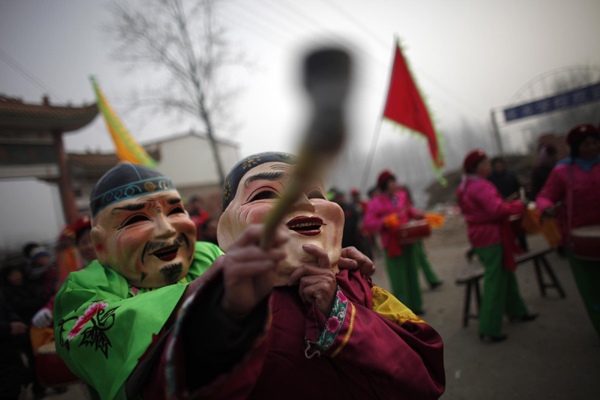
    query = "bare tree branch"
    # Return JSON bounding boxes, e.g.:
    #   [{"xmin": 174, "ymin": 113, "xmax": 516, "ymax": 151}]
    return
[{"xmin": 106, "ymin": 0, "xmax": 245, "ymax": 185}]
